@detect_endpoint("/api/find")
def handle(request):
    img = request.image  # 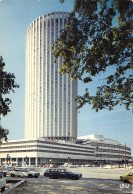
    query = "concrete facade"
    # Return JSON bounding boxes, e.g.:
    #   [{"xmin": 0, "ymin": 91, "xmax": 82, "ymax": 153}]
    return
[
  {"xmin": 0, "ymin": 138, "xmax": 95, "ymax": 167},
  {"xmin": 77, "ymin": 134, "xmax": 132, "ymax": 164},
  {"xmin": 0, "ymin": 135, "xmax": 132, "ymax": 167},
  {"xmin": 25, "ymin": 12, "xmax": 77, "ymax": 142}
]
